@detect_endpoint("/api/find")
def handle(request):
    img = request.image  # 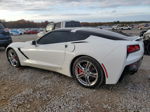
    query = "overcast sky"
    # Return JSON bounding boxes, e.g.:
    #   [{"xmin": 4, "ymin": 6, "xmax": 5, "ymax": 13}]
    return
[{"xmin": 0, "ymin": 0, "xmax": 150, "ymax": 22}]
